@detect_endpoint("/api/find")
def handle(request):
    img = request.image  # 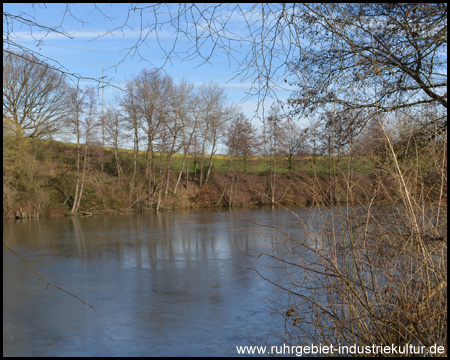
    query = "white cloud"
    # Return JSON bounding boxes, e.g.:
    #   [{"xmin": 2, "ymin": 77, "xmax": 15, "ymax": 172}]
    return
[{"xmin": 11, "ymin": 27, "xmax": 179, "ymax": 41}]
